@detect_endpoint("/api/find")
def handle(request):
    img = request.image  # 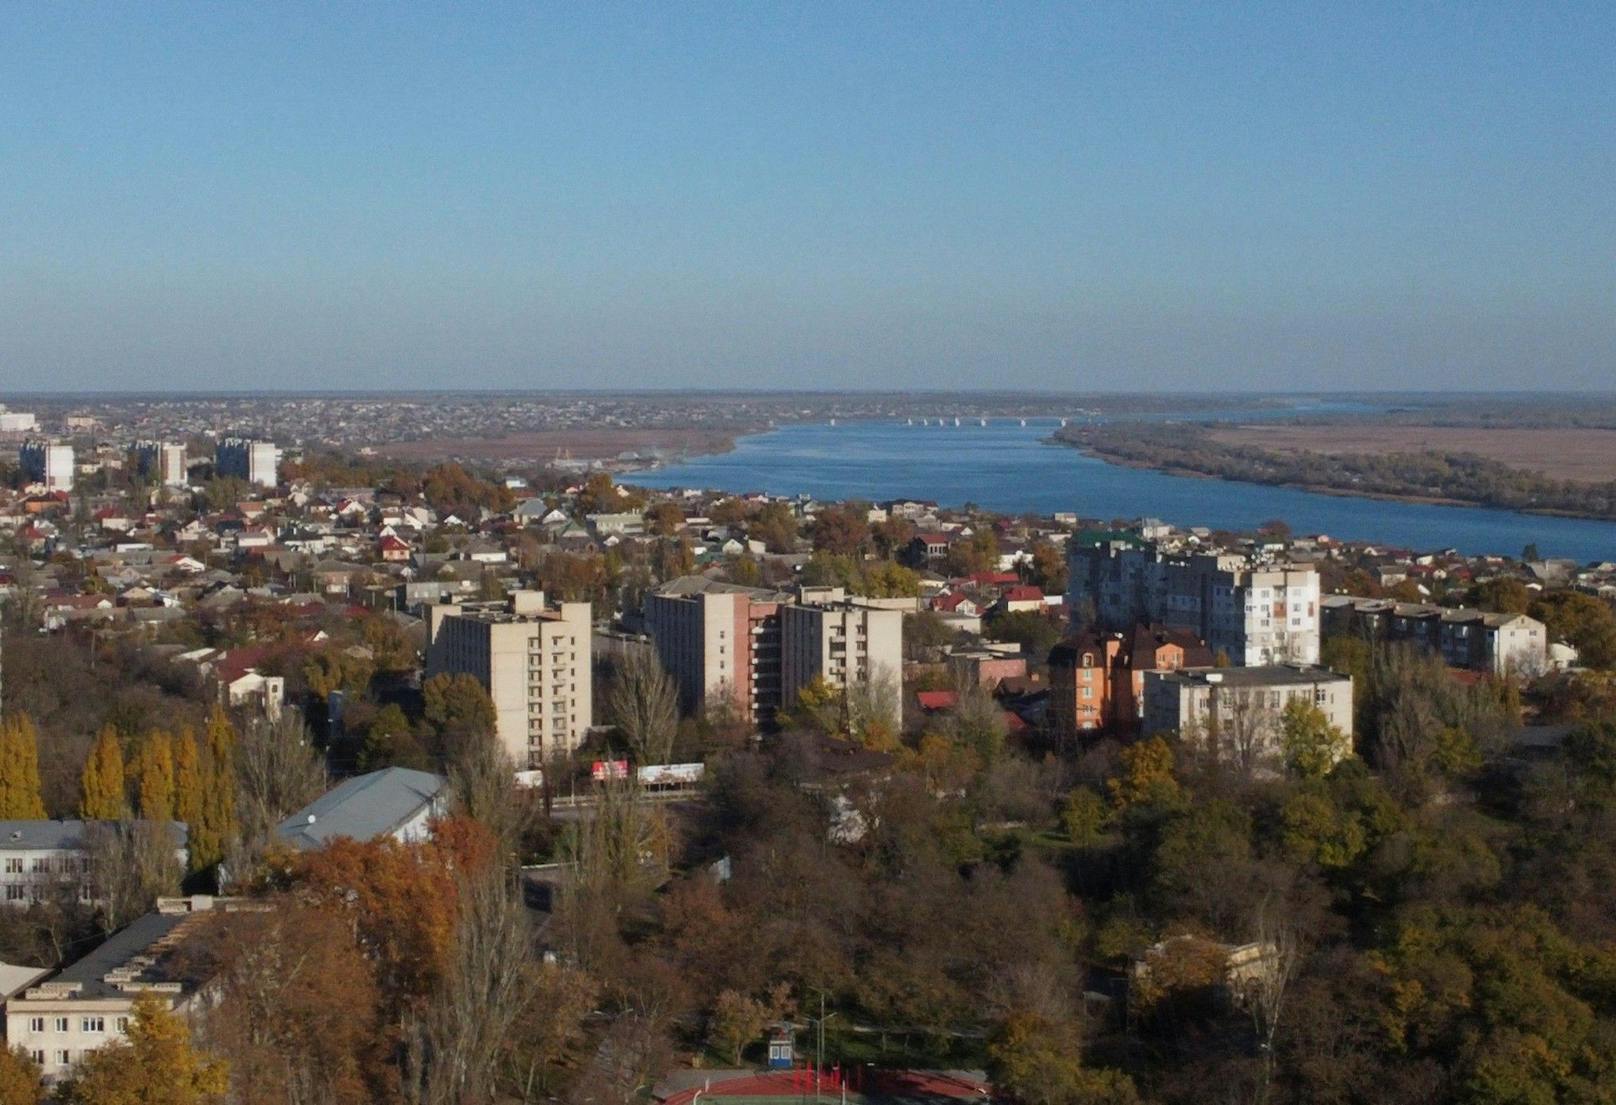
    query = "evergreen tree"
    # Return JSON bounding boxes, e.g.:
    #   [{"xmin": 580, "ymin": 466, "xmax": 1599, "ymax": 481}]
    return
[
  {"xmin": 0, "ymin": 714, "xmax": 46, "ymax": 820},
  {"xmin": 134, "ymin": 731, "xmax": 176, "ymax": 821},
  {"xmin": 80, "ymin": 726, "xmax": 129, "ymax": 821}
]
